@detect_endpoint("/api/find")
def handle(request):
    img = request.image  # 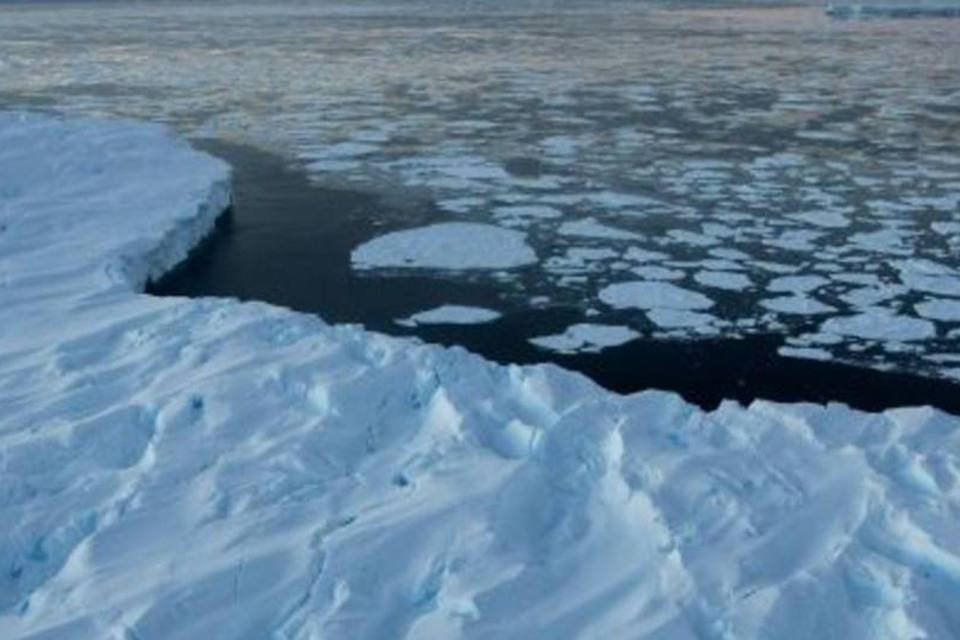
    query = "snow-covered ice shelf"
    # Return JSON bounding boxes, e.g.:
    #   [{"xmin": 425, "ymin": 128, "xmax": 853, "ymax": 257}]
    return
[{"xmin": 1, "ymin": 113, "xmax": 959, "ymax": 639}]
